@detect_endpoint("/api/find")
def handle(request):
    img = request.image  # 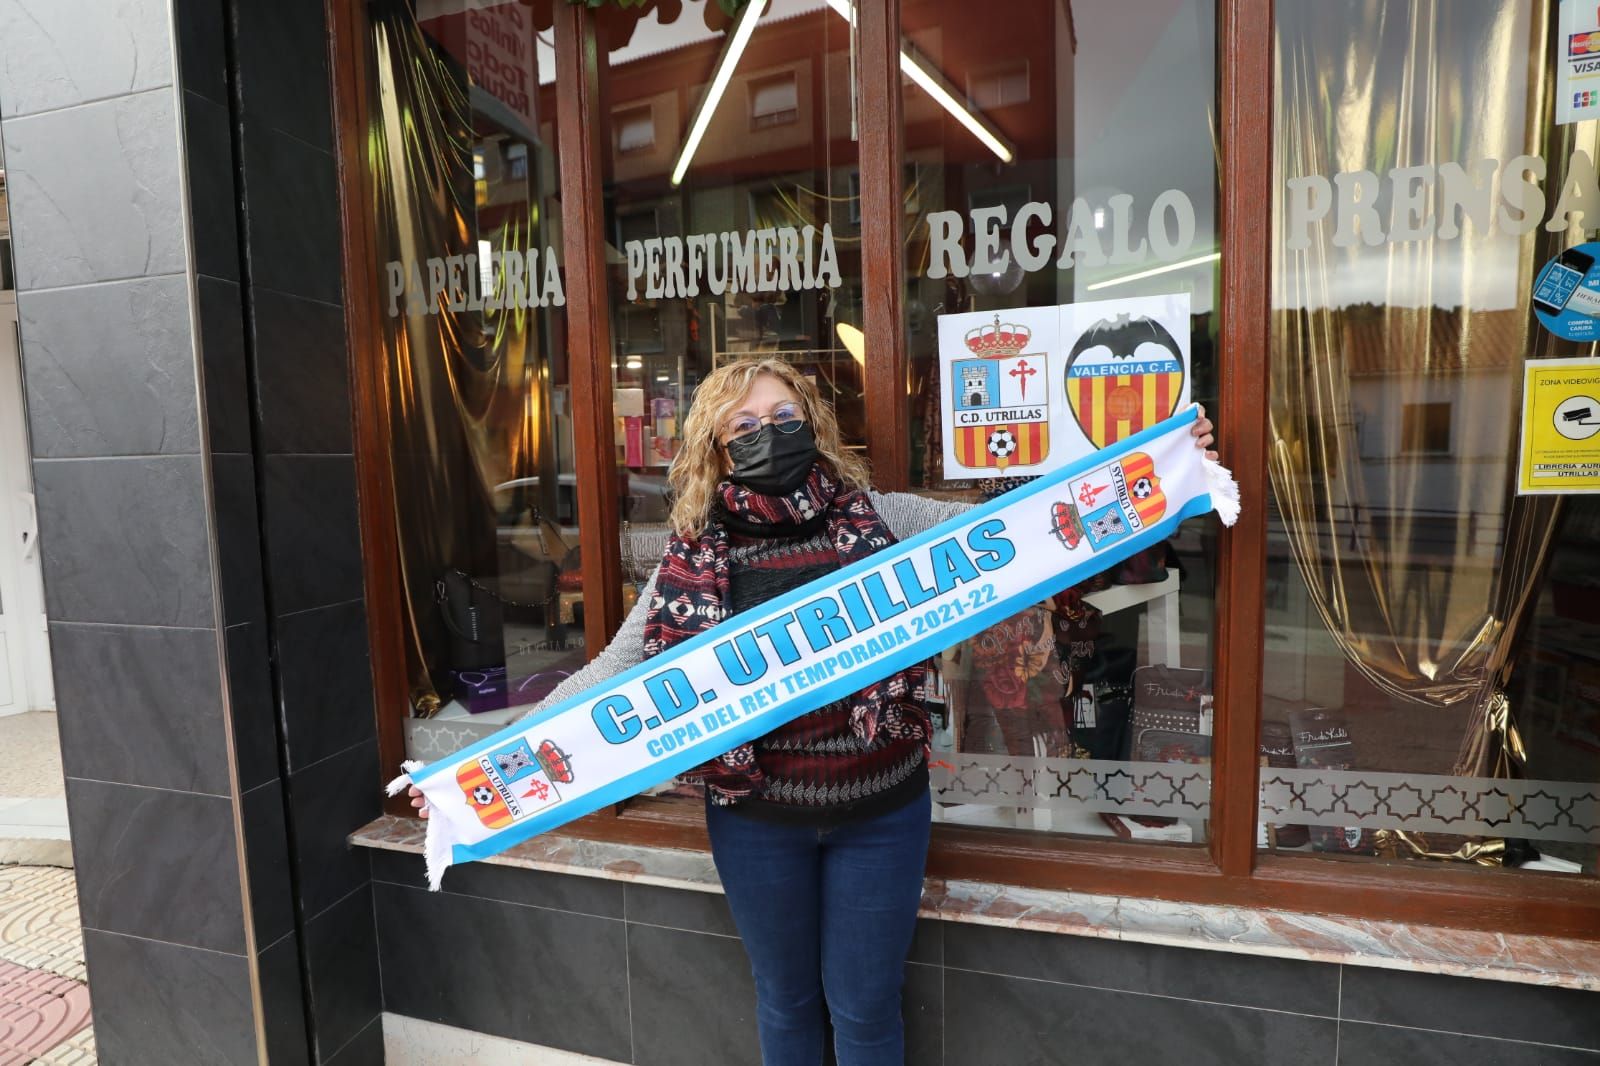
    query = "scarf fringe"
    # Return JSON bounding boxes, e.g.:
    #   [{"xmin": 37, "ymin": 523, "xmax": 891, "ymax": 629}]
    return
[
  {"xmin": 386, "ymin": 760, "xmax": 451, "ymax": 891},
  {"xmin": 1203, "ymin": 456, "xmax": 1241, "ymax": 528}
]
